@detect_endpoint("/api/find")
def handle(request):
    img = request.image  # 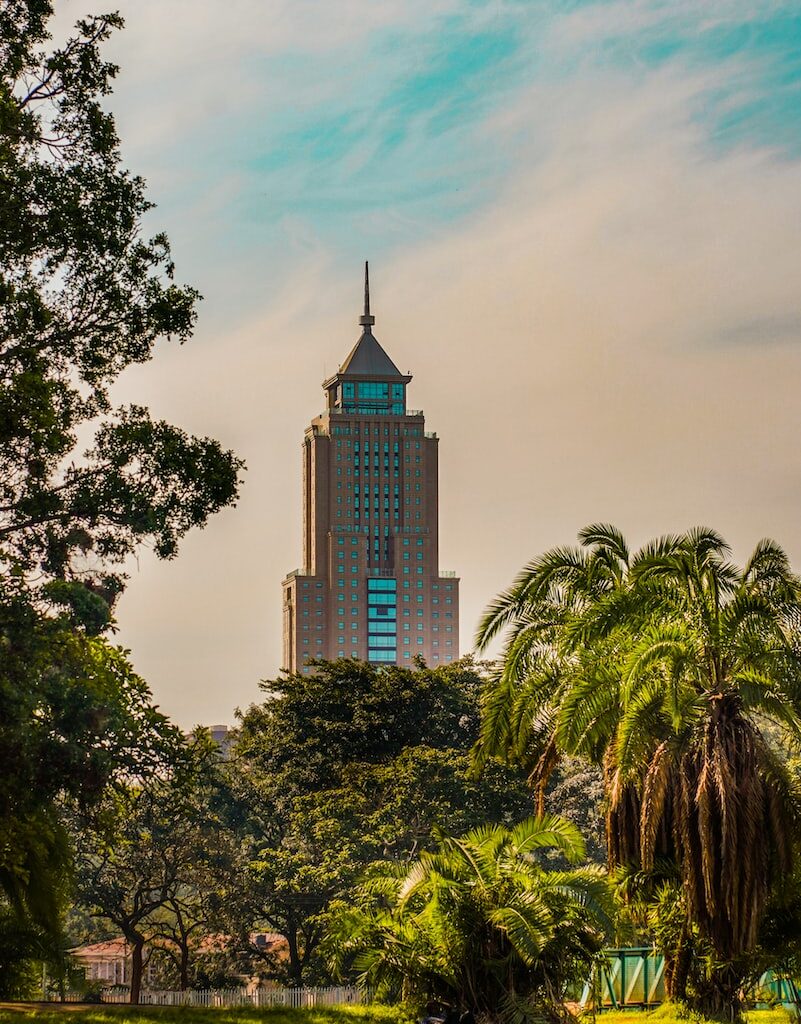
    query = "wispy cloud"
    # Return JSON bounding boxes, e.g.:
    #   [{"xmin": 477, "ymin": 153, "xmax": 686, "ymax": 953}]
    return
[{"xmin": 46, "ymin": 0, "xmax": 801, "ymax": 722}]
